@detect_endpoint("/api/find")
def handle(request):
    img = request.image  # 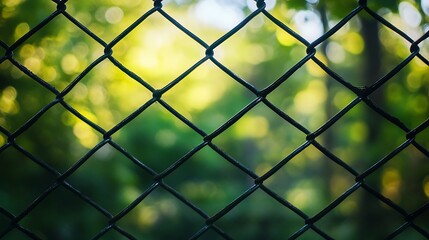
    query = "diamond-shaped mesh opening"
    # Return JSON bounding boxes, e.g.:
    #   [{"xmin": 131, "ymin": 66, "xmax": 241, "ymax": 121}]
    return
[
  {"xmin": 162, "ymin": 0, "xmax": 247, "ymax": 44},
  {"xmin": 0, "ymin": 2, "xmax": 57, "ymax": 45},
  {"xmin": 165, "ymin": 146, "xmax": 254, "ymax": 215},
  {"xmin": 12, "ymin": 16, "xmax": 103, "ymax": 91},
  {"xmin": 213, "ymin": 103, "xmax": 306, "ymax": 170},
  {"xmin": 0, "ymin": 147, "xmax": 55, "ymax": 214},
  {"xmin": 374, "ymin": 1, "xmax": 429, "ymax": 39},
  {"xmin": 321, "ymin": 10, "xmax": 414, "ymax": 88},
  {"xmin": 112, "ymin": 103, "xmax": 202, "ymax": 172},
  {"xmin": 66, "ymin": 1, "xmax": 154, "ymax": 43},
  {"xmin": 219, "ymin": 14, "xmax": 308, "ymax": 89},
  {"xmin": 112, "ymin": 11, "xmax": 204, "ymax": 90},
  {"xmin": 376, "ymin": 14, "xmax": 425, "ymax": 63},
  {"xmin": 66, "ymin": 144, "xmax": 153, "ymax": 214},
  {"xmin": 15, "ymin": 104, "xmax": 101, "ymax": 171},
  {"xmin": 64, "ymin": 60, "xmax": 153, "ymax": 130},
  {"xmin": 318, "ymin": 18, "xmax": 366, "ymax": 86},
  {"xmin": 267, "ymin": 62, "xmax": 358, "ymax": 131},
  {"xmin": 264, "ymin": 145, "xmax": 355, "ymax": 216},
  {"xmin": 364, "ymin": 144, "xmax": 429, "ymax": 212},
  {"xmin": 215, "ymin": 189, "xmax": 304, "ymax": 239},
  {"xmin": 371, "ymin": 58, "xmax": 429, "ymax": 129},
  {"xmin": 163, "ymin": 61, "xmax": 255, "ymax": 133},
  {"xmin": 315, "ymin": 188, "xmax": 405, "ymax": 239},
  {"xmin": 319, "ymin": 102, "xmax": 405, "ymax": 172},
  {"xmin": 19, "ymin": 187, "xmax": 108, "ymax": 240},
  {"xmin": 1, "ymin": 0, "xmax": 428, "ymax": 239},
  {"xmin": 116, "ymin": 186, "xmax": 206, "ymax": 239},
  {"xmin": 323, "ymin": 2, "xmax": 360, "ymax": 23},
  {"xmin": 316, "ymin": 202, "xmax": 359, "ymax": 240},
  {"xmin": 378, "ymin": 27, "xmax": 415, "ymax": 63},
  {"xmin": 0, "ymin": 61, "xmax": 54, "ymax": 131}
]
